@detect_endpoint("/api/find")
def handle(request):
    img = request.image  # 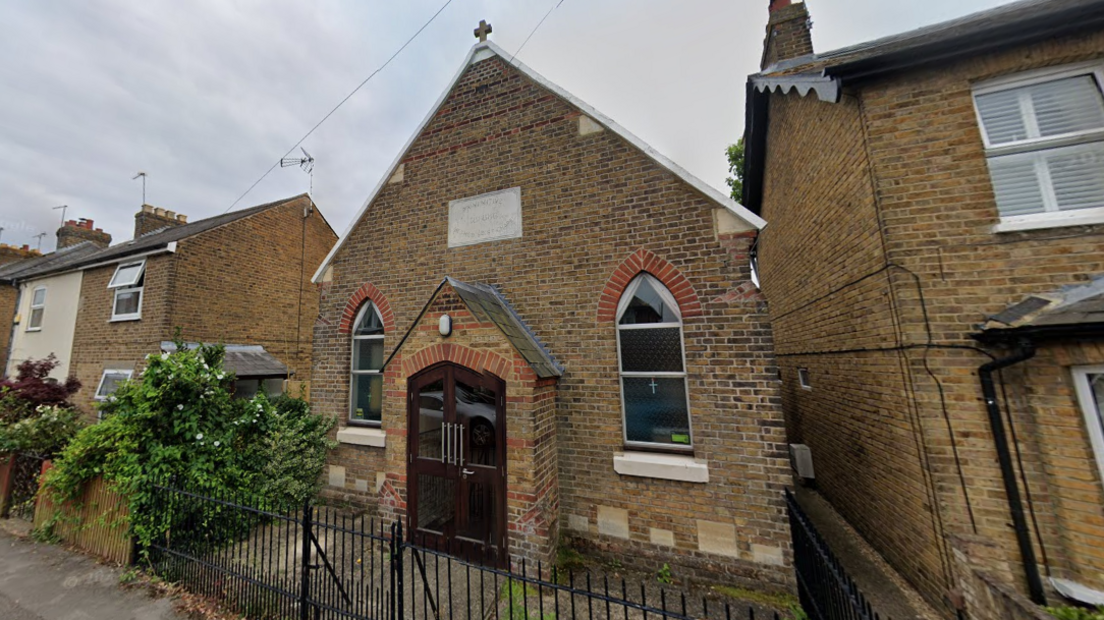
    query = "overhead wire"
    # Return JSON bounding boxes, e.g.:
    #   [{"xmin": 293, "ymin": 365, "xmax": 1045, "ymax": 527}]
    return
[
  {"xmin": 506, "ymin": 0, "xmax": 565, "ymax": 66},
  {"xmin": 223, "ymin": 0, "xmax": 456, "ymax": 214}
]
